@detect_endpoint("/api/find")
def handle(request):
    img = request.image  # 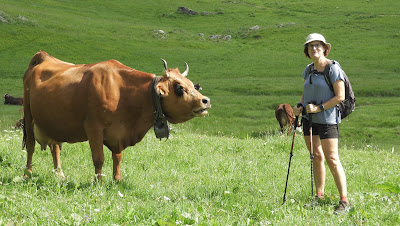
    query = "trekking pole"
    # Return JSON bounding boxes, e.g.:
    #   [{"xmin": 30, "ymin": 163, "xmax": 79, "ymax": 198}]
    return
[
  {"xmin": 282, "ymin": 116, "xmax": 299, "ymax": 205},
  {"xmin": 282, "ymin": 103, "xmax": 302, "ymax": 205},
  {"xmin": 308, "ymin": 113, "xmax": 314, "ymax": 197}
]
